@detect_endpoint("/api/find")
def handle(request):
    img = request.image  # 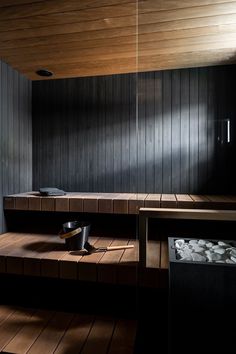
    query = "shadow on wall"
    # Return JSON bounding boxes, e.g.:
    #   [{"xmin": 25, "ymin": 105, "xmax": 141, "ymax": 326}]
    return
[{"xmin": 32, "ymin": 66, "xmax": 236, "ymax": 194}]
